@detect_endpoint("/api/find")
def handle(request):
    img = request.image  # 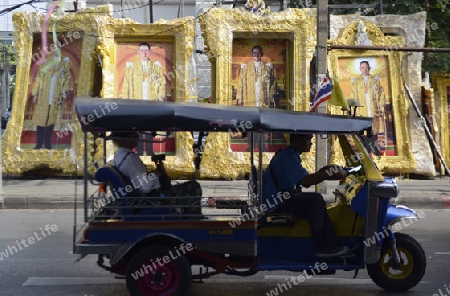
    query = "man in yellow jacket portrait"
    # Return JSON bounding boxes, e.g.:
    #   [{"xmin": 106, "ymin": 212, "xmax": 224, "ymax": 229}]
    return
[
  {"xmin": 31, "ymin": 53, "xmax": 72, "ymax": 149},
  {"xmin": 121, "ymin": 42, "xmax": 167, "ymax": 156}
]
